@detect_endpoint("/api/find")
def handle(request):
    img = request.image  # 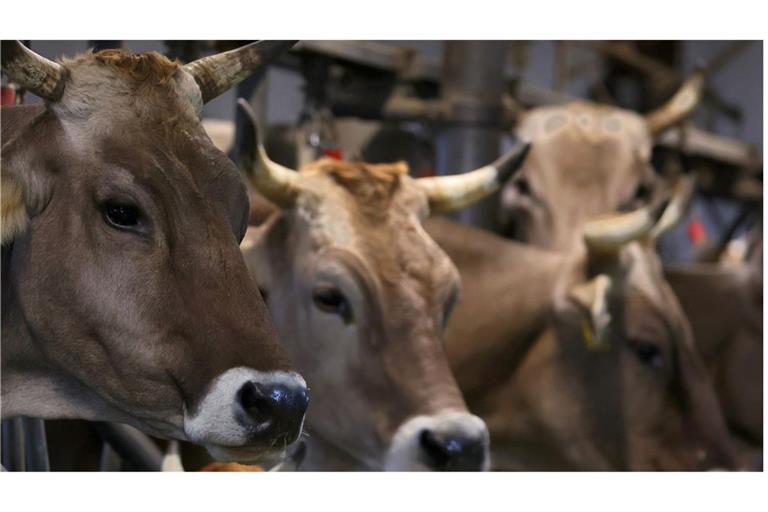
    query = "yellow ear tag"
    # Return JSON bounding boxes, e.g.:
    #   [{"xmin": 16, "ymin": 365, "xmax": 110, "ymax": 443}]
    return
[
  {"xmin": 581, "ymin": 319, "xmax": 598, "ymax": 350},
  {"xmin": 581, "ymin": 318, "xmax": 610, "ymax": 351}
]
